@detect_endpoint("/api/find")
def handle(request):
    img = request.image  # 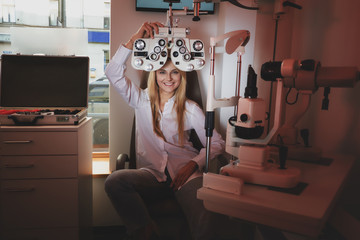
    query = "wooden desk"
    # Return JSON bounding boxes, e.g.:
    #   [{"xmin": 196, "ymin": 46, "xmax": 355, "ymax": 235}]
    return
[{"xmin": 197, "ymin": 154, "xmax": 354, "ymax": 237}]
